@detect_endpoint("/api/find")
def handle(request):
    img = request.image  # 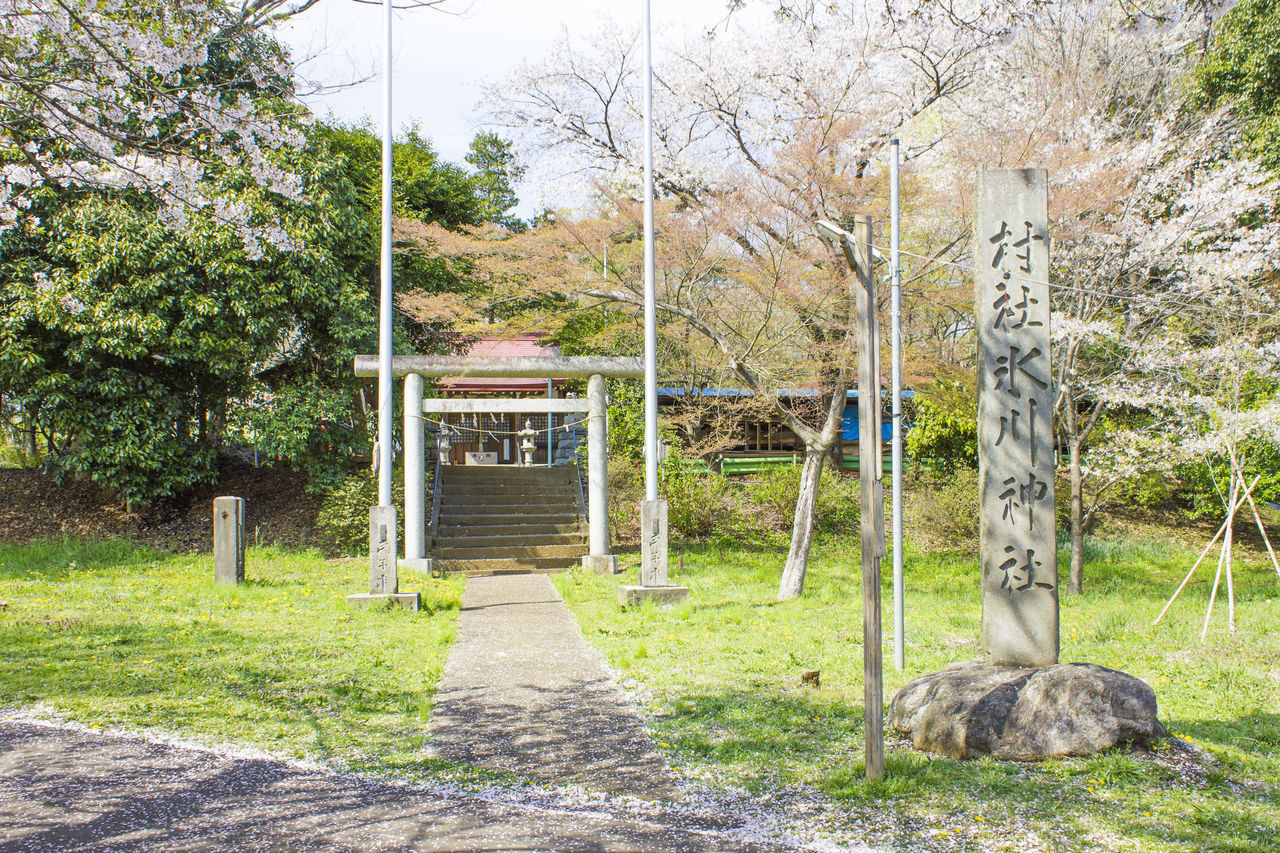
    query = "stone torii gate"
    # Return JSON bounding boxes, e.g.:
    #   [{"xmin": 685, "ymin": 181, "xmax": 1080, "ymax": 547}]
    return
[{"xmin": 352, "ymin": 354, "xmax": 643, "ymax": 590}]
